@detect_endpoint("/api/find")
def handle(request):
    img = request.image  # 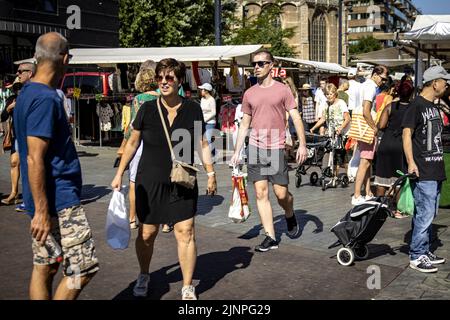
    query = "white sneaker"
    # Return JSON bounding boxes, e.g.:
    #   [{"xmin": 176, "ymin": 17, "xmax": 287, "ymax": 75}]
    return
[
  {"xmin": 409, "ymin": 255, "xmax": 438, "ymax": 273},
  {"xmin": 133, "ymin": 273, "xmax": 150, "ymax": 297},
  {"xmin": 181, "ymin": 285, "xmax": 197, "ymax": 300},
  {"xmin": 351, "ymin": 195, "xmax": 365, "ymax": 206},
  {"xmin": 365, "ymin": 195, "xmax": 375, "ymax": 201}
]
